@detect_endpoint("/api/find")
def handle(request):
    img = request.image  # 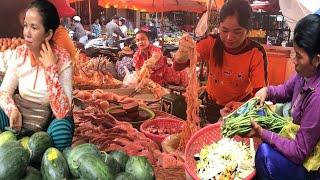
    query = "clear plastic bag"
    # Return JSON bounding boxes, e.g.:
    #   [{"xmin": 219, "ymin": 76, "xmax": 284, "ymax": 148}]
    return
[{"xmin": 122, "ymin": 66, "xmax": 138, "ymax": 88}]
